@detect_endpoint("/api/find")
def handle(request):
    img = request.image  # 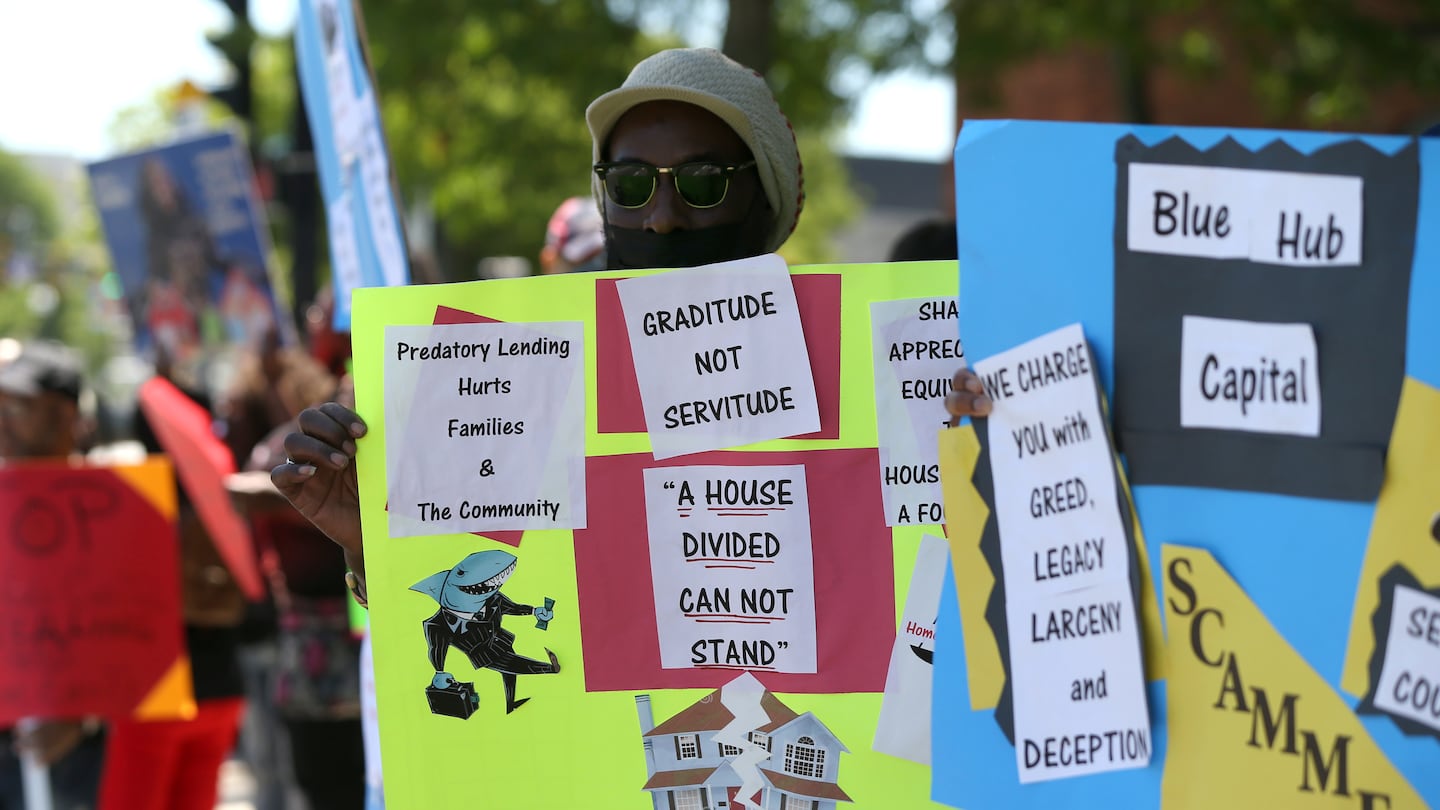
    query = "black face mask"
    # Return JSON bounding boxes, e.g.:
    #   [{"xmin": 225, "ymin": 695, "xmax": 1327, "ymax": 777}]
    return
[{"xmin": 604, "ymin": 222, "xmax": 766, "ymax": 270}]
